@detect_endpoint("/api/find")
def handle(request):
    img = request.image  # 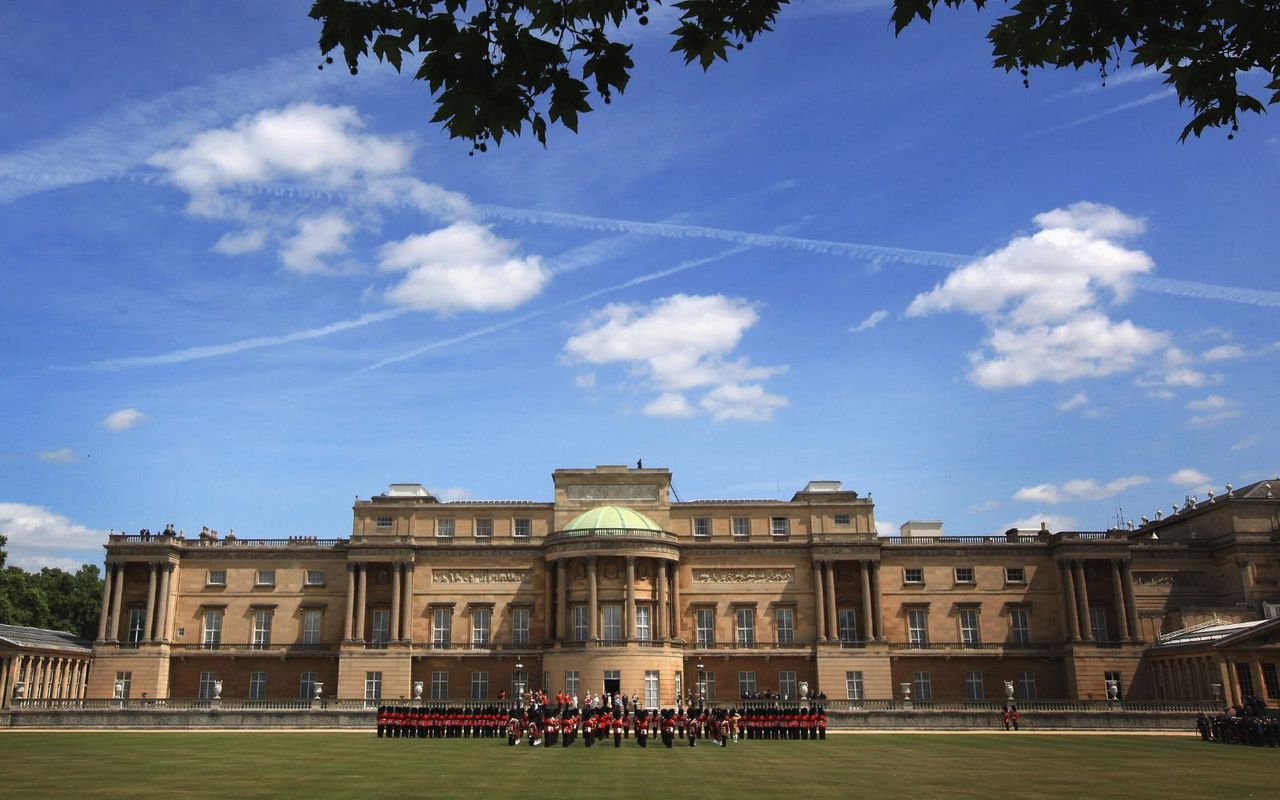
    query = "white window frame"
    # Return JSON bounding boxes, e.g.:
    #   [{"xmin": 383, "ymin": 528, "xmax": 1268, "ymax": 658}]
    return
[
  {"xmin": 572, "ymin": 606, "xmax": 589, "ymax": 641},
  {"xmin": 252, "ymin": 609, "xmax": 273, "ymax": 648},
  {"xmin": 732, "ymin": 517, "xmax": 750, "ymax": 538},
  {"xmin": 602, "ymin": 604, "xmax": 622, "ymax": 642},
  {"xmin": 375, "ymin": 516, "xmax": 393, "ymax": 529},
  {"xmin": 1090, "ymin": 606, "xmax": 1109, "ymax": 642},
  {"xmin": 436, "ymin": 518, "xmax": 455, "ymax": 539},
  {"xmin": 474, "ymin": 518, "xmax": 493, "ymax": 539},
  {"xmin": 248, "ymin": 671, "xmax": 267, "ymax": 700},
  {"xmin": 197, "ymin": 671, "xmax": 217, "ymax": 700},
  {"xmin": 965, "ymin": 670, "xmax": 985, "ymax": 700},
  {"xmin": 644, "ymin": 670, "xmax": 660, "ymax": 709},
  {"xmin": 1018, "ymin": 671, "xmax": 1038, "ymax": 699},
  {"xmin": 837, "ymin": 608, "xmax": 859, "ymax": 643},
  {"xmin": 512, "ymin": 607, "xmax": 530, "ymax": 645},
  {"xmin": 304, "ymin": 570, "xmax": 325, "ymax": 587},
  {"xmin": 735, "ymin": 607, "xmax": 755, "ymax": 647},
  {"xmin": 1010, "ymin": 607, "xmax": 1031, "ymax": 645},
  {"xmin": 471, "ymin": 607, "xmax": 491, "ymax": 645},
  {"xmin": 114, "ymin": 671, "xmax": 132, "ymax": 699},
  {"xmin": 913, "ymin": 670, "xmax": 933, "ymax": 701},
  {"xmin": 471, "ymin": 671, "xmax": 489, "ymax": 700},
  {"xmin": 1005, "ymin": 566, "xmax": 1026, "ymax": 584},
  {"xmin": 202, "ymin": 609, "xmax": 223, "ymax": 648},
  {"xmin": 635, "ymin": 605, "xmax": 651, "ymax": 641},
  {"xmin": 959, "ymin": 607, "xmax": 981, "ymax": 645},
  {"xmin": 206, "ymin": 569, "xmax": 226, "ymax": 587},
  {"xmin": 127, "ymin": 608, "xmax": 146, "ymax": 645},
  {"xmin": 904, "ymin": 567, "xmax": 924, "ymax": 585},
  {"xmin": 738, "ymin": 671, "xmax": 757, "ymax": 697},
  {"xmin": 695, "ymin": 608, "xmax": 715, "ymax": 646},
  {"xmin": 778, "ymin": 670, "xmax": 797, "ymax": 700},
  {"xmin": 693, "ymin": 517, "xmax": 711, "ymax": 538},
  {"xmin": 255, "ymin": 570, "xmax": 275, "ymax": 587},
  {"xmin": 954, "ymin": 567, "xmax": 975, "ymax": 584},
  {"xmin": 697, "ymin": 669, "xmax": 716, "ymax": 701},
  {"xmin": 833, "ymin": 513, "xmax": 852, "ymax": 526},
  {"xmin": 565, "ymin": 670, "xmax": 580, "ymax": 698},
  {"xmin": 365, "ymin": 671, "xmax": 382, "ymax": 701},
  {"xmin": 371, "ymin": 609, "xmax": 391, "ymax": 644},
  {"xmin": 774, "ymin": 607, "xmax": 795, "ymax": 645},
  {"xmin": 770, "ymin": 517, "xmax": 790, "ymax": 538},
  {"xmin": 513, "ymin": 518, "xmax": 532, "ymax": 538},
  {"xmin": 431, "ymin": 671, "xmax": 449, "ymax": 700},
  {"xmin": 302, "ymin": 609, "xmax": 323, "ymax": 645},
  {"xmin": 845, "ymin": 670, "xmax": 864, "ymax": 701},
  {"xmin": 299, "ymin": 671, "xmax": 317, "ymax": 700},
  {"xmin": 432, "ymin": 607, "xmax": 452, "ymax": 646},
  {"xmin": 907, "ymin": 608, "xmax": 928, "ymax": 645}
]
